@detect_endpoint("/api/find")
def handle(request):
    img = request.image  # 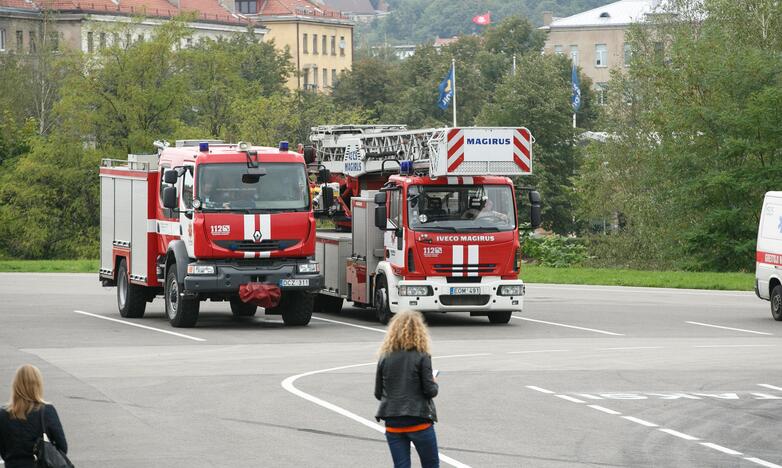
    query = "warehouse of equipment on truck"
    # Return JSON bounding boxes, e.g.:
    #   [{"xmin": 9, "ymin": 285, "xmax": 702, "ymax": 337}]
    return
[
  {"xmin": 309, "ymin": 126, "xmax": 541, "ymax": 324},
  {"xmin": 99, "ymin": 140, "xmax": 321, "ymax": 328}
]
